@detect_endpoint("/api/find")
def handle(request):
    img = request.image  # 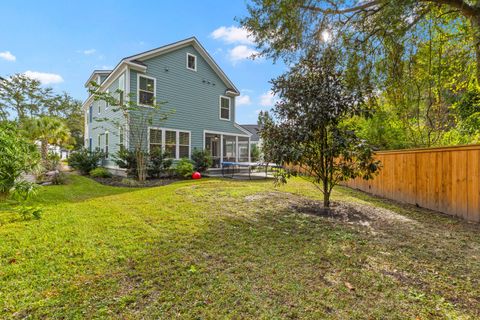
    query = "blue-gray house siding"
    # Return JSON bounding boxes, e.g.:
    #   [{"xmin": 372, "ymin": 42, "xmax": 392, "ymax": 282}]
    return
[
  {"xmin": 129, "ymin": 44, "xmax": 245, "ymax": 151},
  {"xmin": 83, "ymin": 37, "xmax": 250, "ymax": 169}
]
